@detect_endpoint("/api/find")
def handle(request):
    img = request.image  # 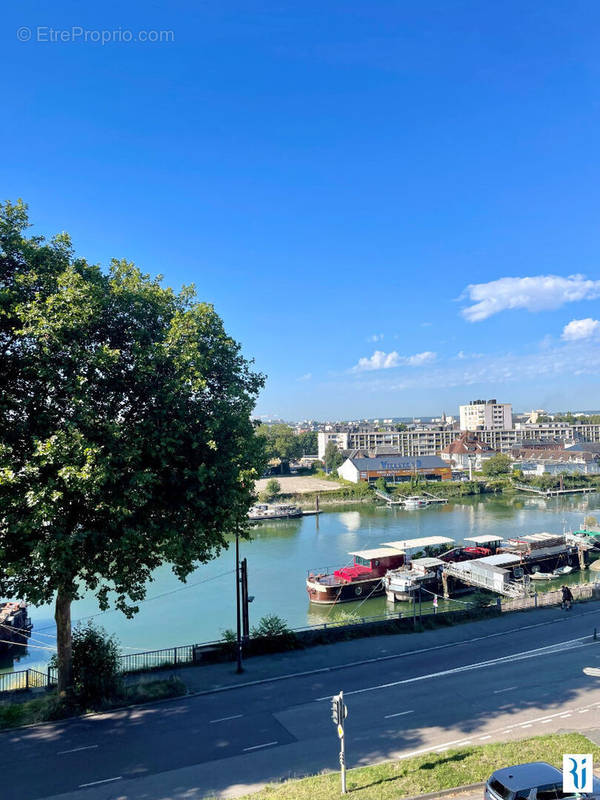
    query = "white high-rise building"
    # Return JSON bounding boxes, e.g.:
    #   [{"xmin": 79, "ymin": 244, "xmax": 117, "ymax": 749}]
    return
[{"xmin": 459, "ymin": 399, "xmax": 513, "ymax": 431}]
